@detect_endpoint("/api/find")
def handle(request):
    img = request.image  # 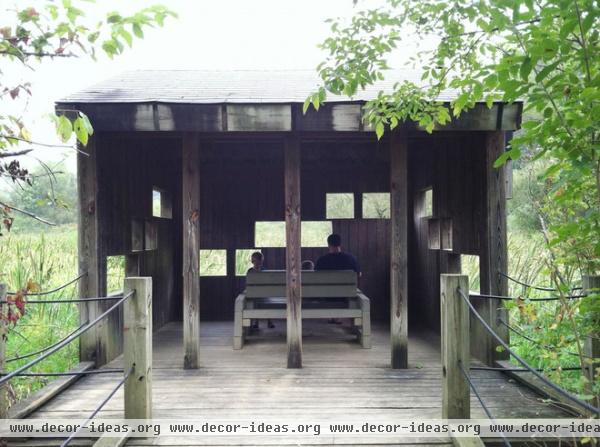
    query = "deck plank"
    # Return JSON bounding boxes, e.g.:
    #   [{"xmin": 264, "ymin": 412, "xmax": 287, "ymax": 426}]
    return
[{"xmin": 21, "ymin": 321, "xmax": 569, "ymax": 446}]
